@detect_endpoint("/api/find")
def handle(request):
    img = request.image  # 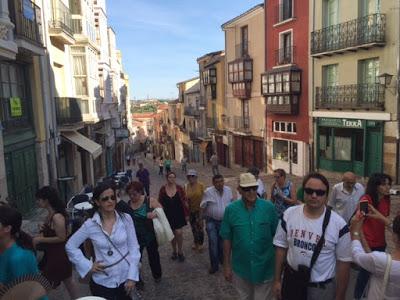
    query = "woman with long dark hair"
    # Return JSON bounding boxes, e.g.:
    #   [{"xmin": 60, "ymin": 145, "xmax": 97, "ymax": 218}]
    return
[
  {"xmin": 158, "ymin": 171, "xmax": 188, "ymax": 262},
  {"xmin": 66, "ymin": 181, "xmax": 140, "ymax": 300},
  {"xmin": 117, "ymin": 181, "xmax": 162, "ymax": 289},
  {"xmin": 33, "ymin": 186, "xmax": 77, "ymax": 298},
  {"xmin": 0, "ymin": 205, "xmax": 41, "ymax": 285},
  {"xmin": 354, "ymin": 173, "xmax": 392, "ymax": 299}
]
